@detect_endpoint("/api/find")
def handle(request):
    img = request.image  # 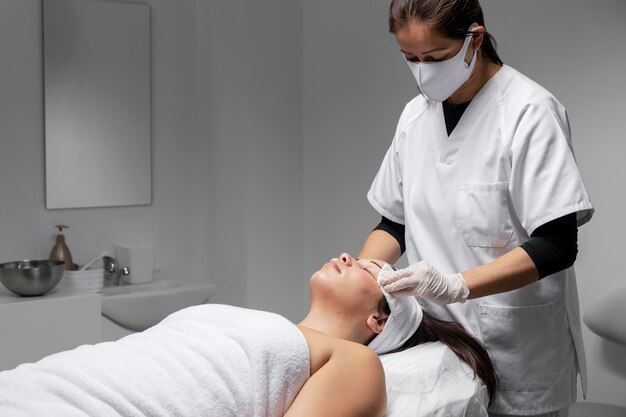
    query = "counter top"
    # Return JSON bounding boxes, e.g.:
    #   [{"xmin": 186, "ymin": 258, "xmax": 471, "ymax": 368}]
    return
[{"xmin": 0, "ymin": 284, "xmax": 100, "ymax": 304}]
